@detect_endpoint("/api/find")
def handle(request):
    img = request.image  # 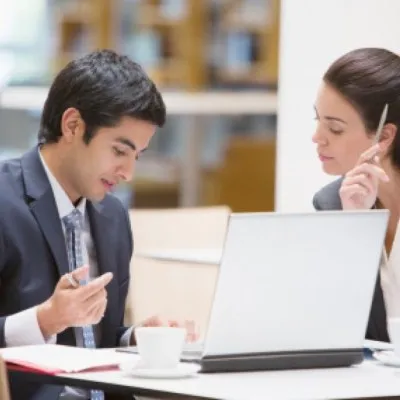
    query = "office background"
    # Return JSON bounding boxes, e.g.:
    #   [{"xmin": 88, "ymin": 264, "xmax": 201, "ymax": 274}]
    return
[
  {"xmin": 0, "ymin": 0, "xmax": 278, "ymax": 212},
  {"xmin": 1, "ymin": 0, "xmax": 399, "ymax": 212}
]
